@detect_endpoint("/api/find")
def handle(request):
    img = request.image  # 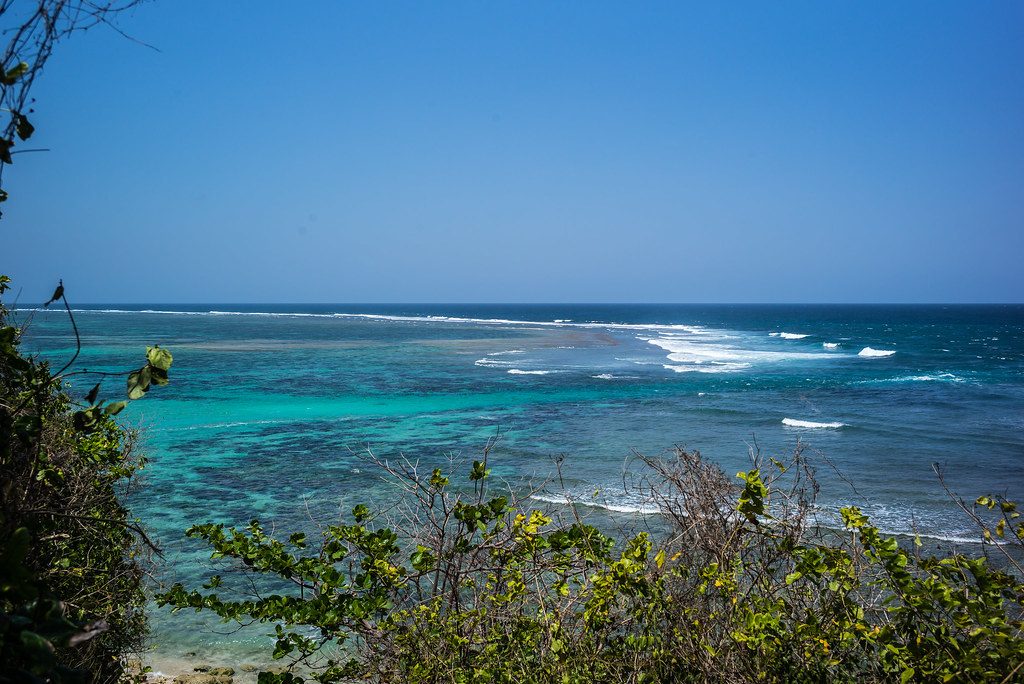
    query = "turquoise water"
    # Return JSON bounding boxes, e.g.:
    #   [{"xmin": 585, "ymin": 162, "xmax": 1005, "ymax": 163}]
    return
[{"xmin": 17, "ymin": 304, "xmax": 1024, "ymax": 665}]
